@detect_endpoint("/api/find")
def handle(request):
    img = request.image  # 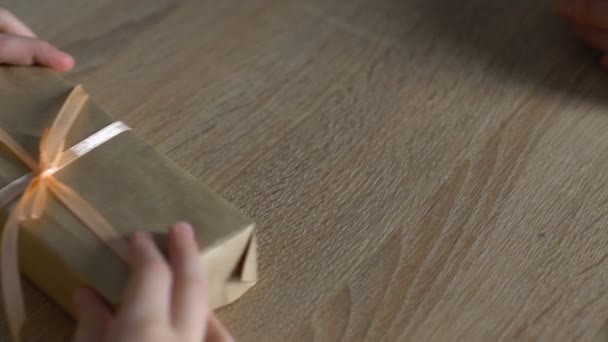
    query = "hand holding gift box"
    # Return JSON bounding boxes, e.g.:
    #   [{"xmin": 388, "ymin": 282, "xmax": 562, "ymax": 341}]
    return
[{"xmin": 0, "ymin": 68, "xmax": 257, "ymax": 340}]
